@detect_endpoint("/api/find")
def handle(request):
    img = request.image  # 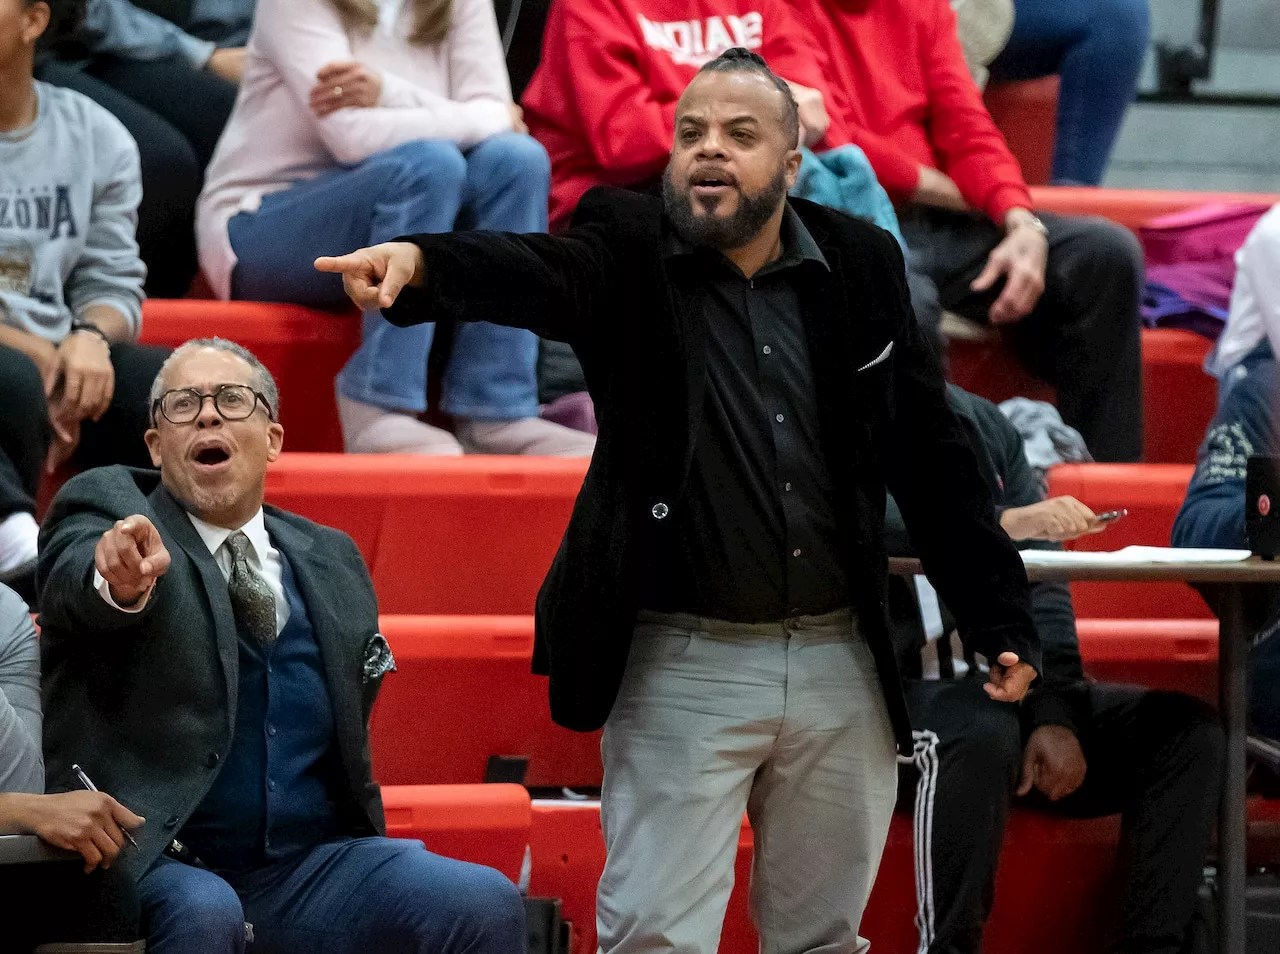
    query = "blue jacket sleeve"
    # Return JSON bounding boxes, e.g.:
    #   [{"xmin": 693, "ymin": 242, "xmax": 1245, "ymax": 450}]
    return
[
  {"xmin": 1172, "ymin": 355, "xmax": 1280, "ymax": 550},
  {"xmin": 75, "ymin": 0, "xmax": 214, "ymax": 67}
]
